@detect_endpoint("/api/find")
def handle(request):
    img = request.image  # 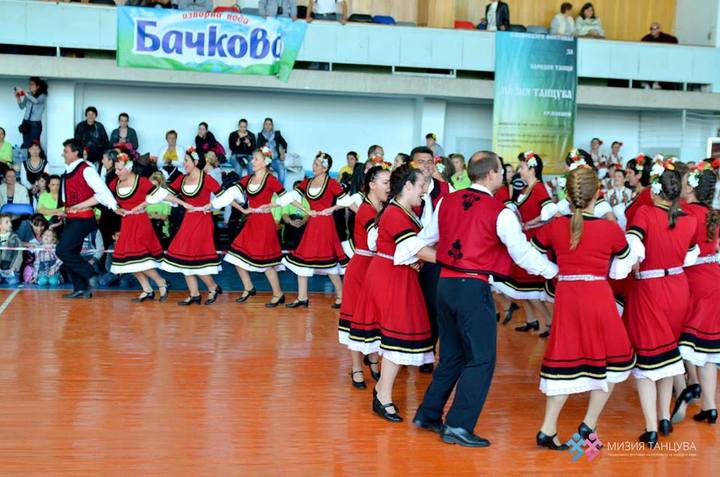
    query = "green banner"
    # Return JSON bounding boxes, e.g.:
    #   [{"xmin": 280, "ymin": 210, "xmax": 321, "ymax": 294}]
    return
[
  {"xmin": 492, "ymin": 32, "xmax": 577, "ymax": 174},
  {"xmin": 117, "ymin": 7, "xmax": 307, "ymax": 82}
]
